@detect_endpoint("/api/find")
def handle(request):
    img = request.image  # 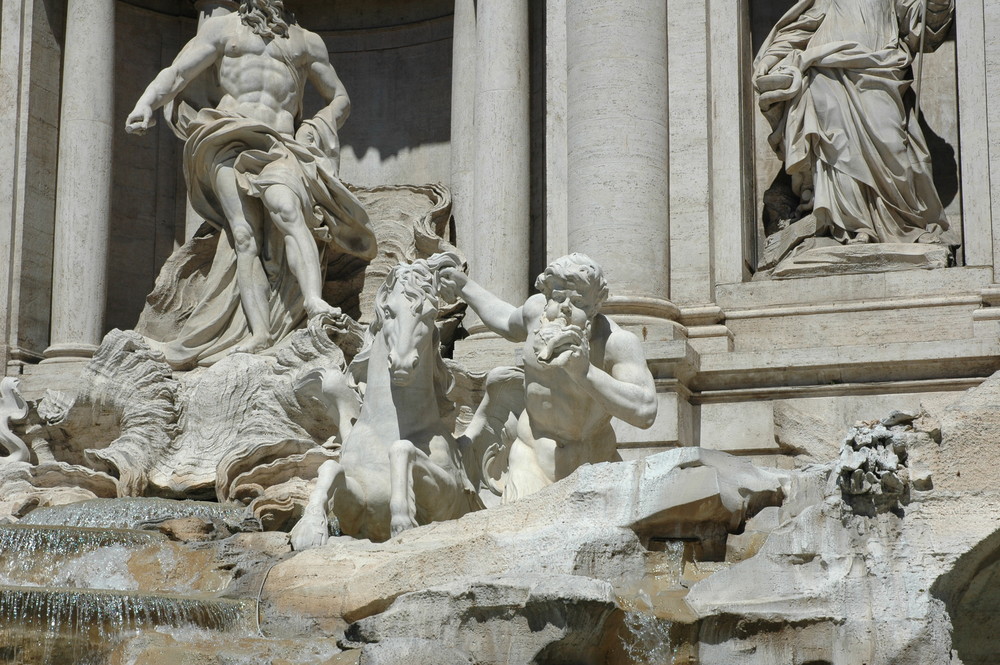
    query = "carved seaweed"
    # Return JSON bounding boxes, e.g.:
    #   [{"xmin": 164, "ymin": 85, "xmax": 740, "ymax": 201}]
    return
[{"xmin": 78, "ymin": 330, "xmax": 180, "ymax": 497}]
